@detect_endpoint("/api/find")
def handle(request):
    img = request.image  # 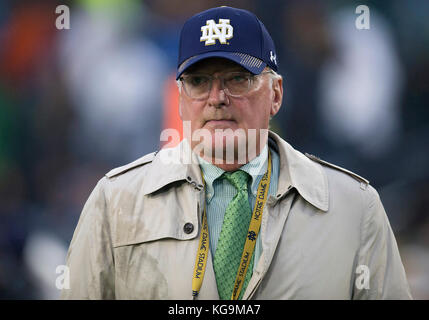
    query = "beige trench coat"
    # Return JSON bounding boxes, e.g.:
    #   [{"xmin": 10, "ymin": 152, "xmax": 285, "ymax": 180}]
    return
[{"xmin": 61, "ymin": 131, "xmax": 412, "ymax": 299}]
